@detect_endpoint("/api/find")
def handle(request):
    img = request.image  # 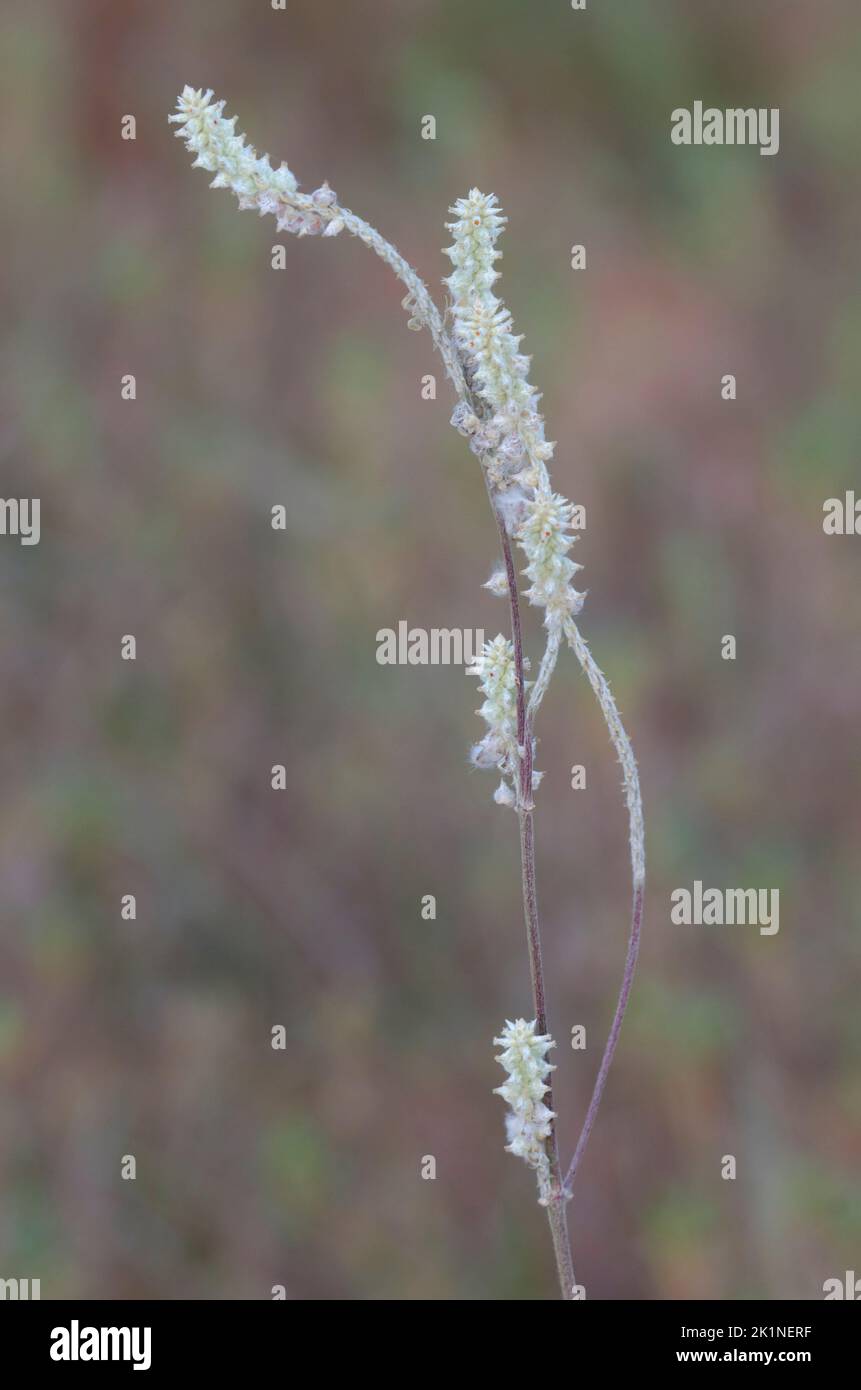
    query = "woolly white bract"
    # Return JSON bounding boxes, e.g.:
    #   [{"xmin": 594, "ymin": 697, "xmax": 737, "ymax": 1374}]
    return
[{"xmin": 494, "ymin": 1018, "xmax": 557, "ymax": 1204}]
